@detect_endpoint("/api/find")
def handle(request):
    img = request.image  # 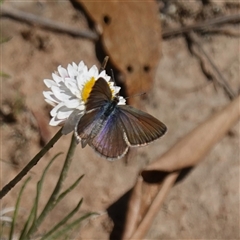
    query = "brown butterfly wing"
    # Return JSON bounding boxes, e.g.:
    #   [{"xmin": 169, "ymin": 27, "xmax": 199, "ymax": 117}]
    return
[
  {"xmin": 75, "ymin": 77, "xmax": 113, "ymax": 146},
  {"xmin": 89, "ymin": 111, "xmax": 129, "ymax": 159},
  {"xmin": 118, "ymin": 105, "xmax": 167, "ymax": 146},
  {"xmin": 85, "ymin": 77, "xmax": 112, "ymax": 111}
]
